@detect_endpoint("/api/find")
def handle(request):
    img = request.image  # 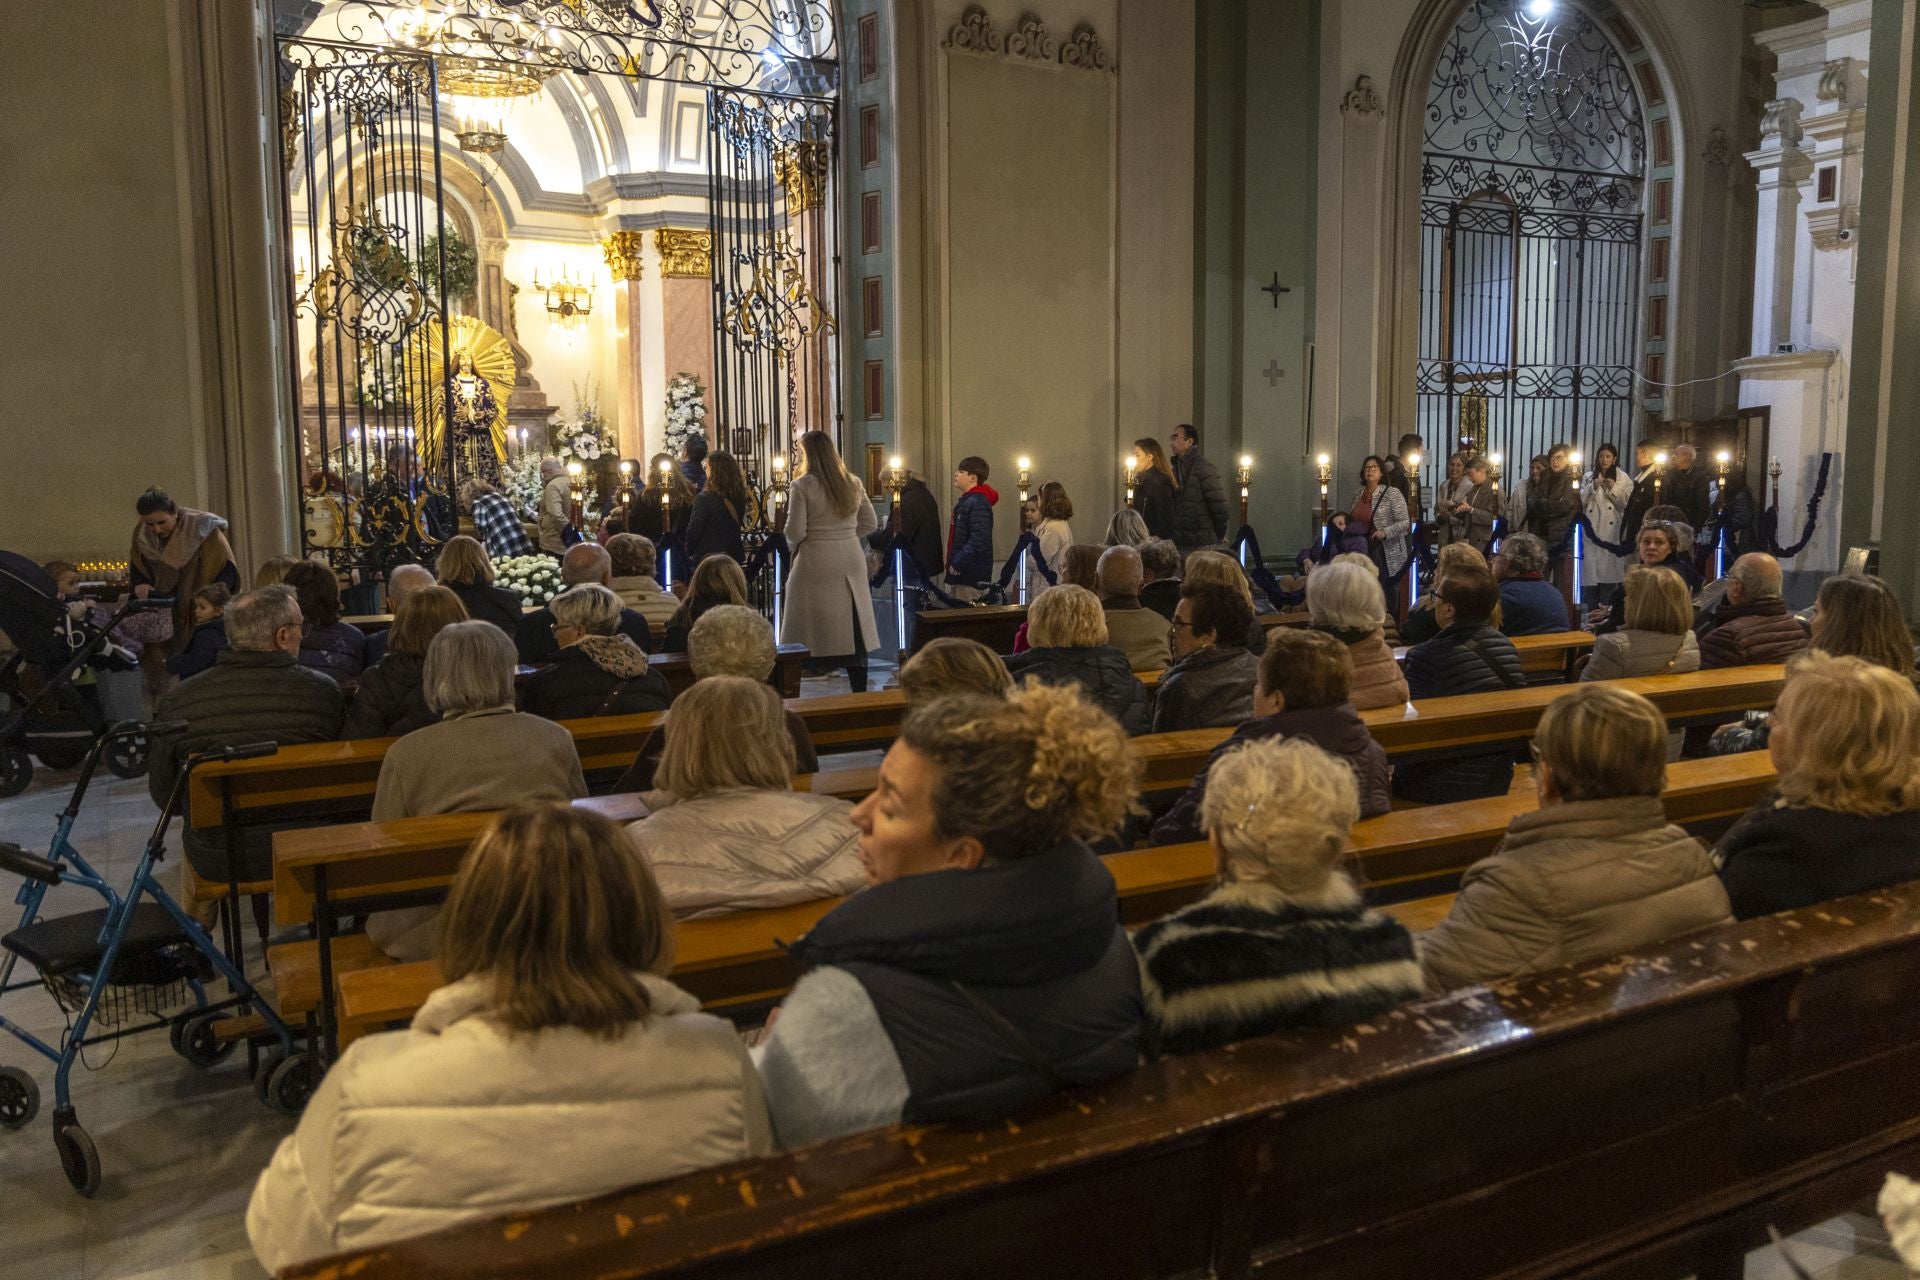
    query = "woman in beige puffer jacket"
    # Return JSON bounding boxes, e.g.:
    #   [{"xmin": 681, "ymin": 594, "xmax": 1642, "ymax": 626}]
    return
[
  {"xmin": 1419, "ymin": 684, "xmax": 1731, "ymax": 993},
  {"xmin": 1307, "ymin": 558, "xmax": 1410, "ymax": 709},
  {"xmin": 247, "ymin": 806, "xmax": 770, "ymax": 1274},
  {"xmin": 630, "ymin": 676, "xmax": 865, "ymax": 917}
]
